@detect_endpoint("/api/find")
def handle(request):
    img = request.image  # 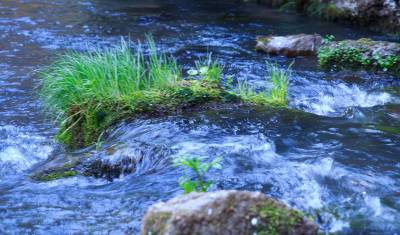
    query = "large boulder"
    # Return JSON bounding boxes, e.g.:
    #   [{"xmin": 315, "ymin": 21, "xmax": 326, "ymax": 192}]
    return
[
  {"xmin": 141, "ymin": 190, "xmax": 318, "ymax": 235},
  {"xmin": 256, "ymin": 34, "xmax": 323, "ymax": 57}
]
